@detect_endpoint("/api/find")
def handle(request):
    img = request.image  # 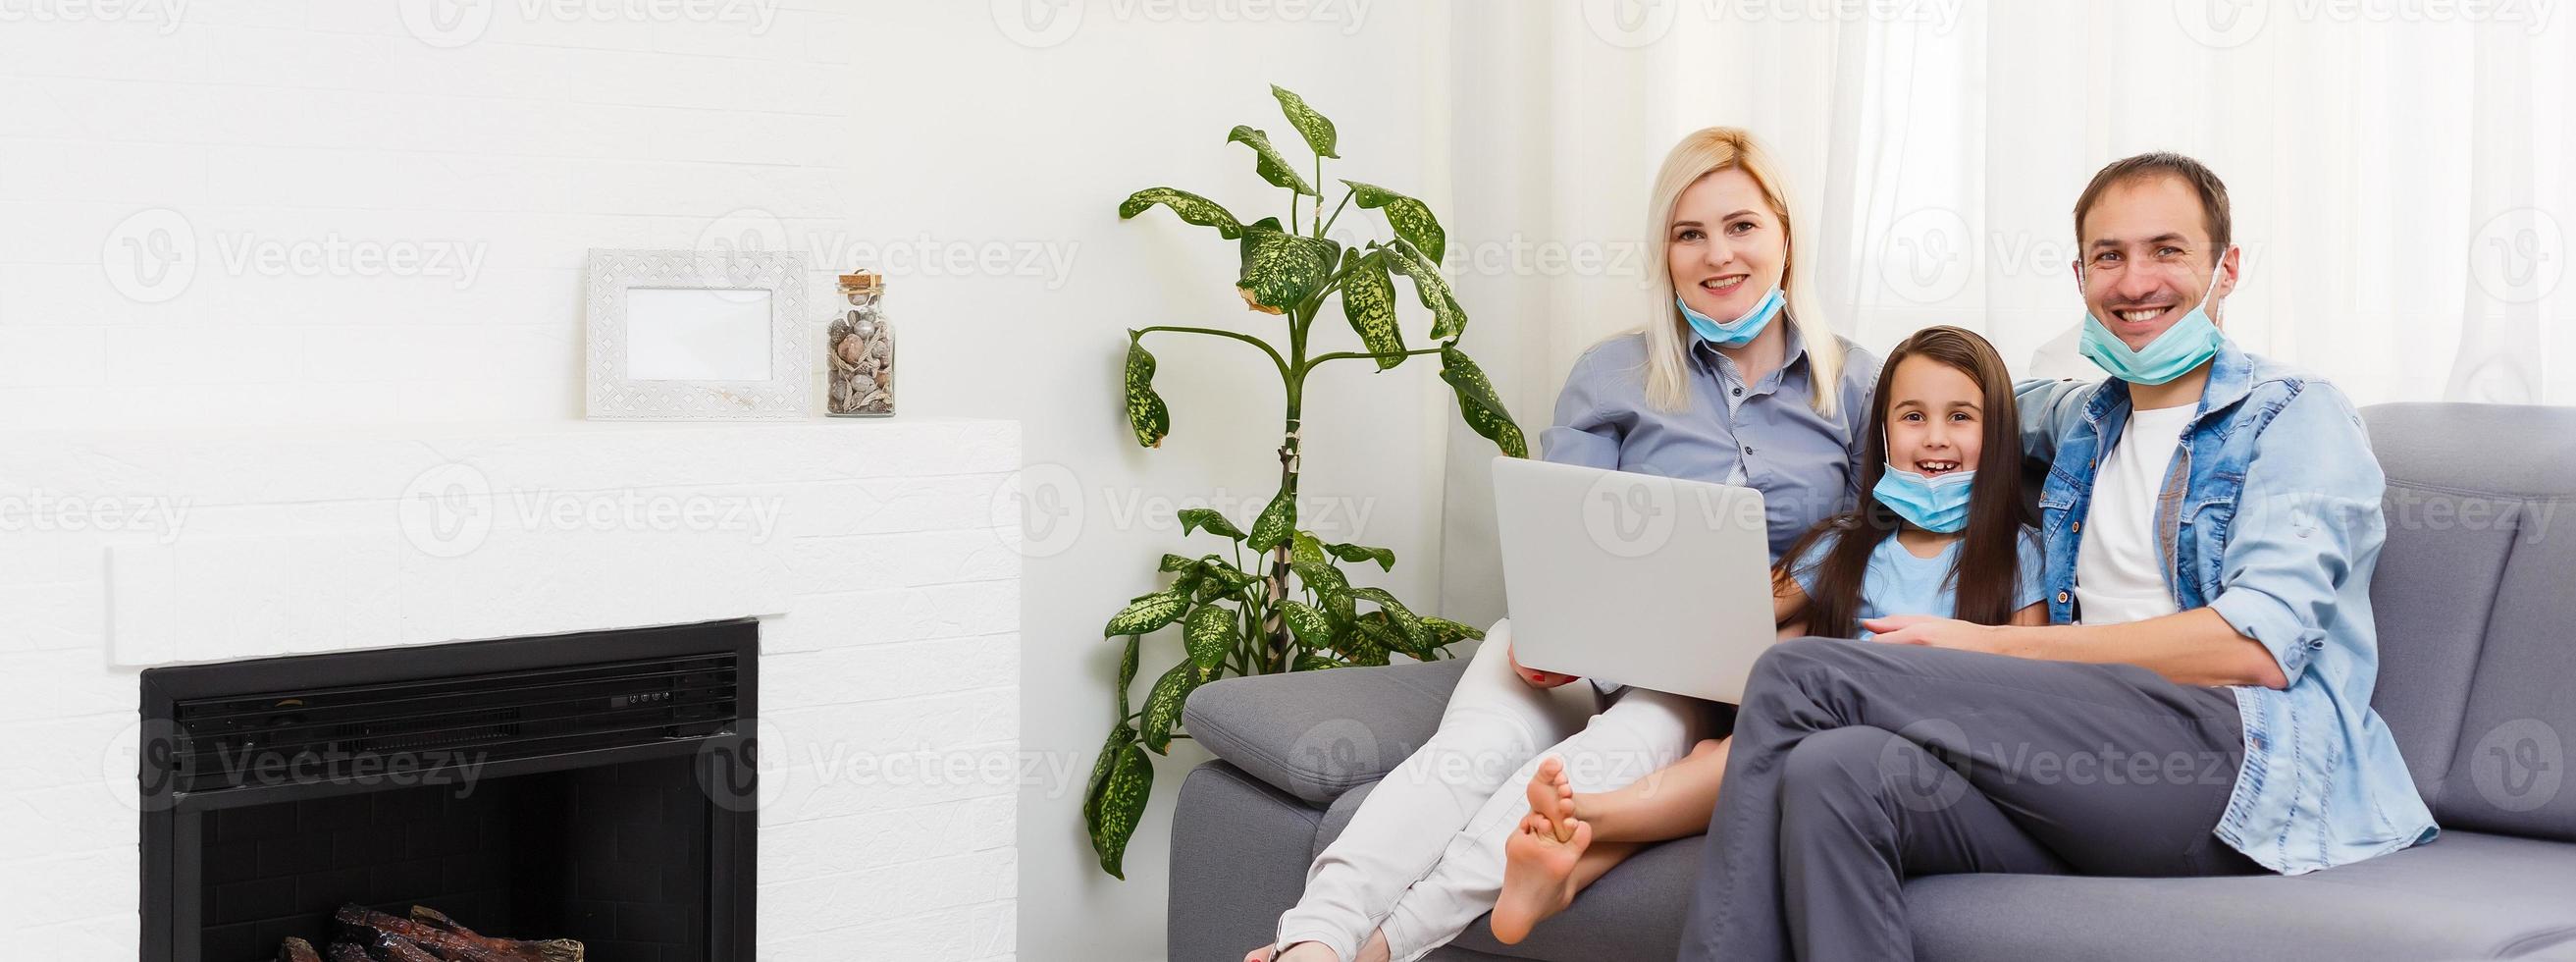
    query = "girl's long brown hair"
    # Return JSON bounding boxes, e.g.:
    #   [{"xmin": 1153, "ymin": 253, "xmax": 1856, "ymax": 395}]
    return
[{"xmin": 1775, "ymin": 326, "xmax": 2029, "ymax": 637}]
